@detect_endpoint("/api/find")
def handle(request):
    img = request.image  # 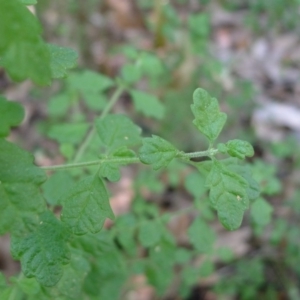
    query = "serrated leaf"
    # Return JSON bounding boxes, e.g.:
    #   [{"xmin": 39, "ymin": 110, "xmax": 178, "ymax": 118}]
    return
[
  {"xmin": 0, "ymin": 1, "xmax": 51, "ymax": 85},
  {"xmin": 206, "ymin": 160, "xmax": 249, "ymax": 230},
  {"xmin": 68, "ymin": 70, "xmax": 114, "ymax": 93},
  {"xmin": 11, "ymin": 212, "xmax": 70, "ymax": 287},
  {"xmin": 225, "ymin": 139, "xmax": 254, "ymax": 159},
  {"xmin": 187, "ymin": 218, "xmax": 216, "ymax": 253},
  {"xmin": 138, "ymin": 220, "xmax": 163, "ymax": 247},
  {"xmin": 0, "ymin": 139, "xmax": 46, "ymax": 235},
  {"xmin": 60, "ymin": 175, "xmax": 114, "ymax": 235},
  {"xmin": 191, "ymin": 88, "xmax": 227, "ymax": 143},
  {"xmin": 130, "ymin": 90, "xmax": 165, "ymax": 119},
  {"xmin": 139, "ymin": 135, "xmax": 179, "ymax": 170},
  {"xmin": 251, "ymin": 197, "xmax": 273, "ymax": 226},
  {"xmin": 95, "ymin": 114, "xmax": 141, "ymax": 152},
  {"xmin": 0, "ymin": 97, "xmax": 24, "ymax": 137},
  {"xmin": 48, "ymin": 44, "xmax": 78, "ymax": 79}
]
